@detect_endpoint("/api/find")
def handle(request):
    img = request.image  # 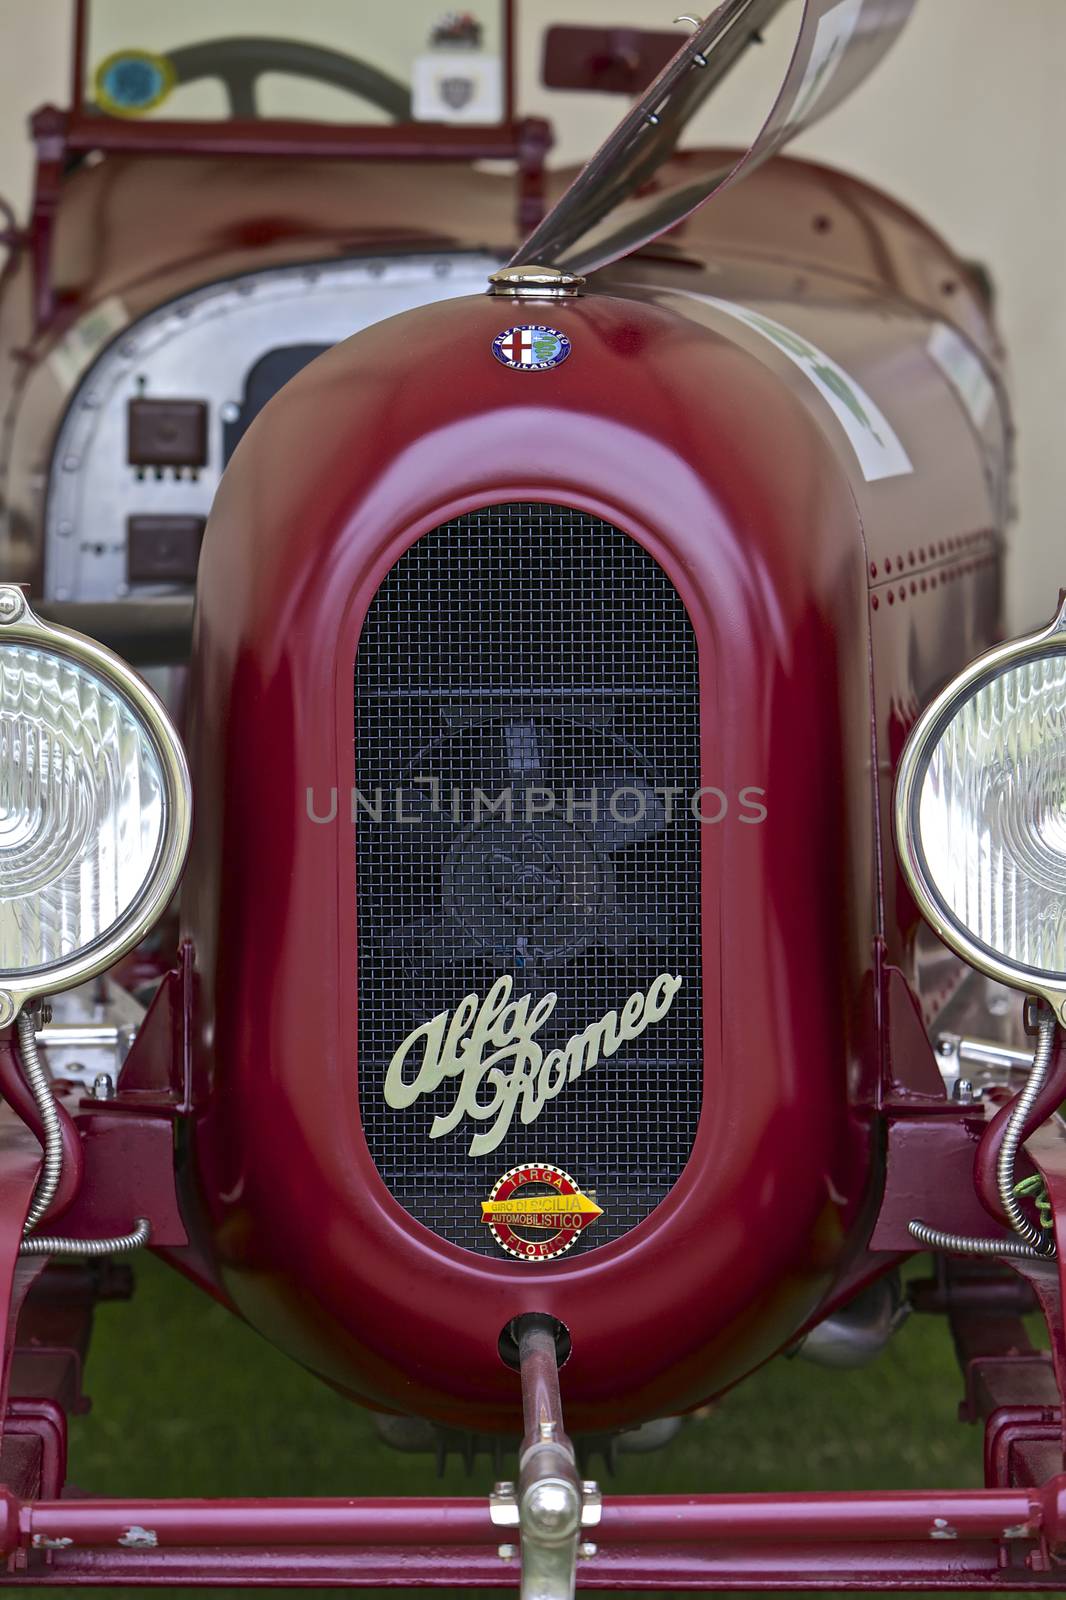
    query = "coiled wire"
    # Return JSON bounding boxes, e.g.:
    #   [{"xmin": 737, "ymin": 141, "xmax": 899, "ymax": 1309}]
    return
[
  {"xmin": 997, "ymin": 1011, "xmax": 1056, "ymax": 1248},
  {"xmin": 906, "ymin": 1219, "xmax": 1051, "ymax": 1258},
  {"xmin": 17, "ymin": 1010, "xmax": 63, "ymax": 1232},
  {"xmin": 18, "ymin": 1217, "xmax": 150, "ymax": 1257},
  {"xmin": 909, "ymin": 1012, "xmax": 1058, "ymax": 1261},
  {"xmin": 13, "ymin": 1008, "xmax": 150, "ymax": 1257}
]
